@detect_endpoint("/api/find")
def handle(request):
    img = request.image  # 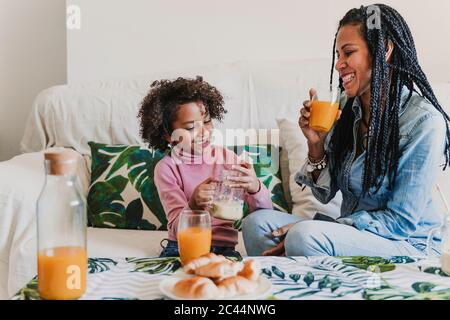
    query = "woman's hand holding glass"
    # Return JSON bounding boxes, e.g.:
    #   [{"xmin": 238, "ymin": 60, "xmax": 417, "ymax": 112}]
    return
[{"xmin": 299, "ymin": 88, "xmax": 341, "ymax": 160}]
